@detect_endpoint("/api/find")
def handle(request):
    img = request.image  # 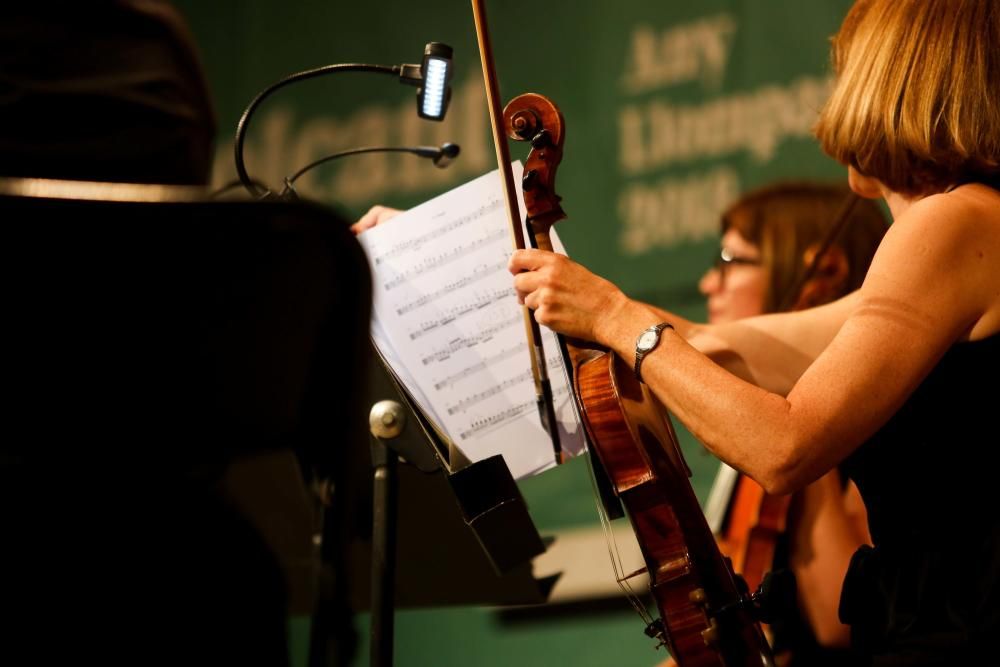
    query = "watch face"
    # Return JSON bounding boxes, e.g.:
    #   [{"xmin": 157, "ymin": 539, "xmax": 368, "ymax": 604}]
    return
[{"xmin": 637, "ymin": 330, "xmax": 658, "ymax": 351}]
